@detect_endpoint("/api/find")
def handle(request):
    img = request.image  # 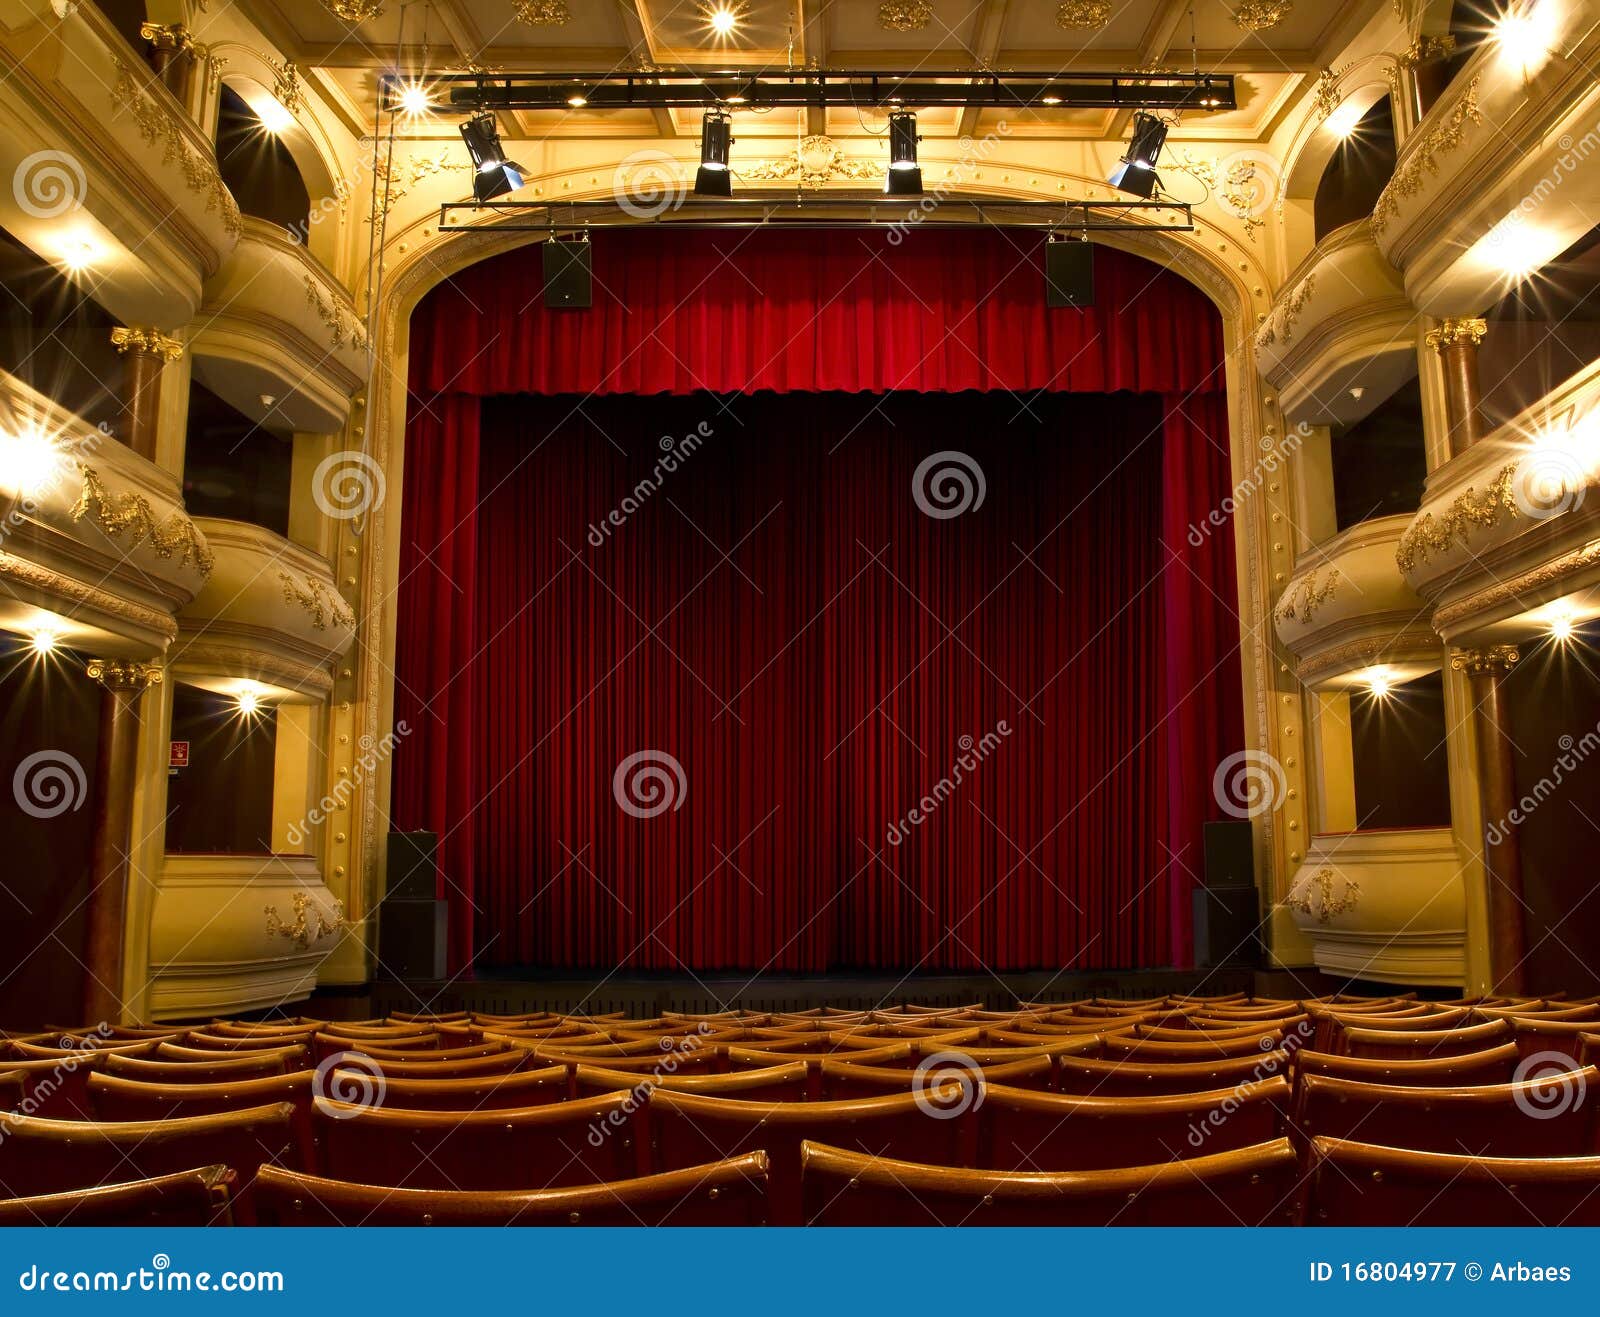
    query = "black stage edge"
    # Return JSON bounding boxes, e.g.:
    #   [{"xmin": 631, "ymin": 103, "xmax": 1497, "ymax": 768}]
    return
[{"xmin": 310, "ymin": 967, "xmax": 1345, "ymax": 1021}]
